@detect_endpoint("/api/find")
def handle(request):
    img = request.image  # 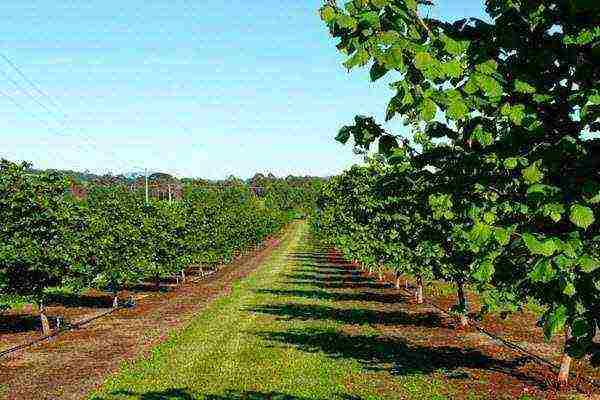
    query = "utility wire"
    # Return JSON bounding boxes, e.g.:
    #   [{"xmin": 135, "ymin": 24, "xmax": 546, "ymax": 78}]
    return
[
  {"xmin": 0, "ymin": 87, "xmax": 84, "ymax": 169},
  {"xmin": 0, "ymin": 52, "xmax": 135, "ymax": 173}
]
